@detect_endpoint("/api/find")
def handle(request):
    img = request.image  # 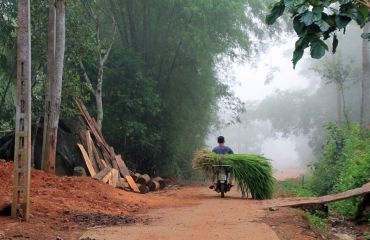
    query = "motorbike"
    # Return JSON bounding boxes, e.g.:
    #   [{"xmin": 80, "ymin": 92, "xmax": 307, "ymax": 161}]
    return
[{"xmin": 212, "ymin": 164, "xmax": 232, "ymax": 198}]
